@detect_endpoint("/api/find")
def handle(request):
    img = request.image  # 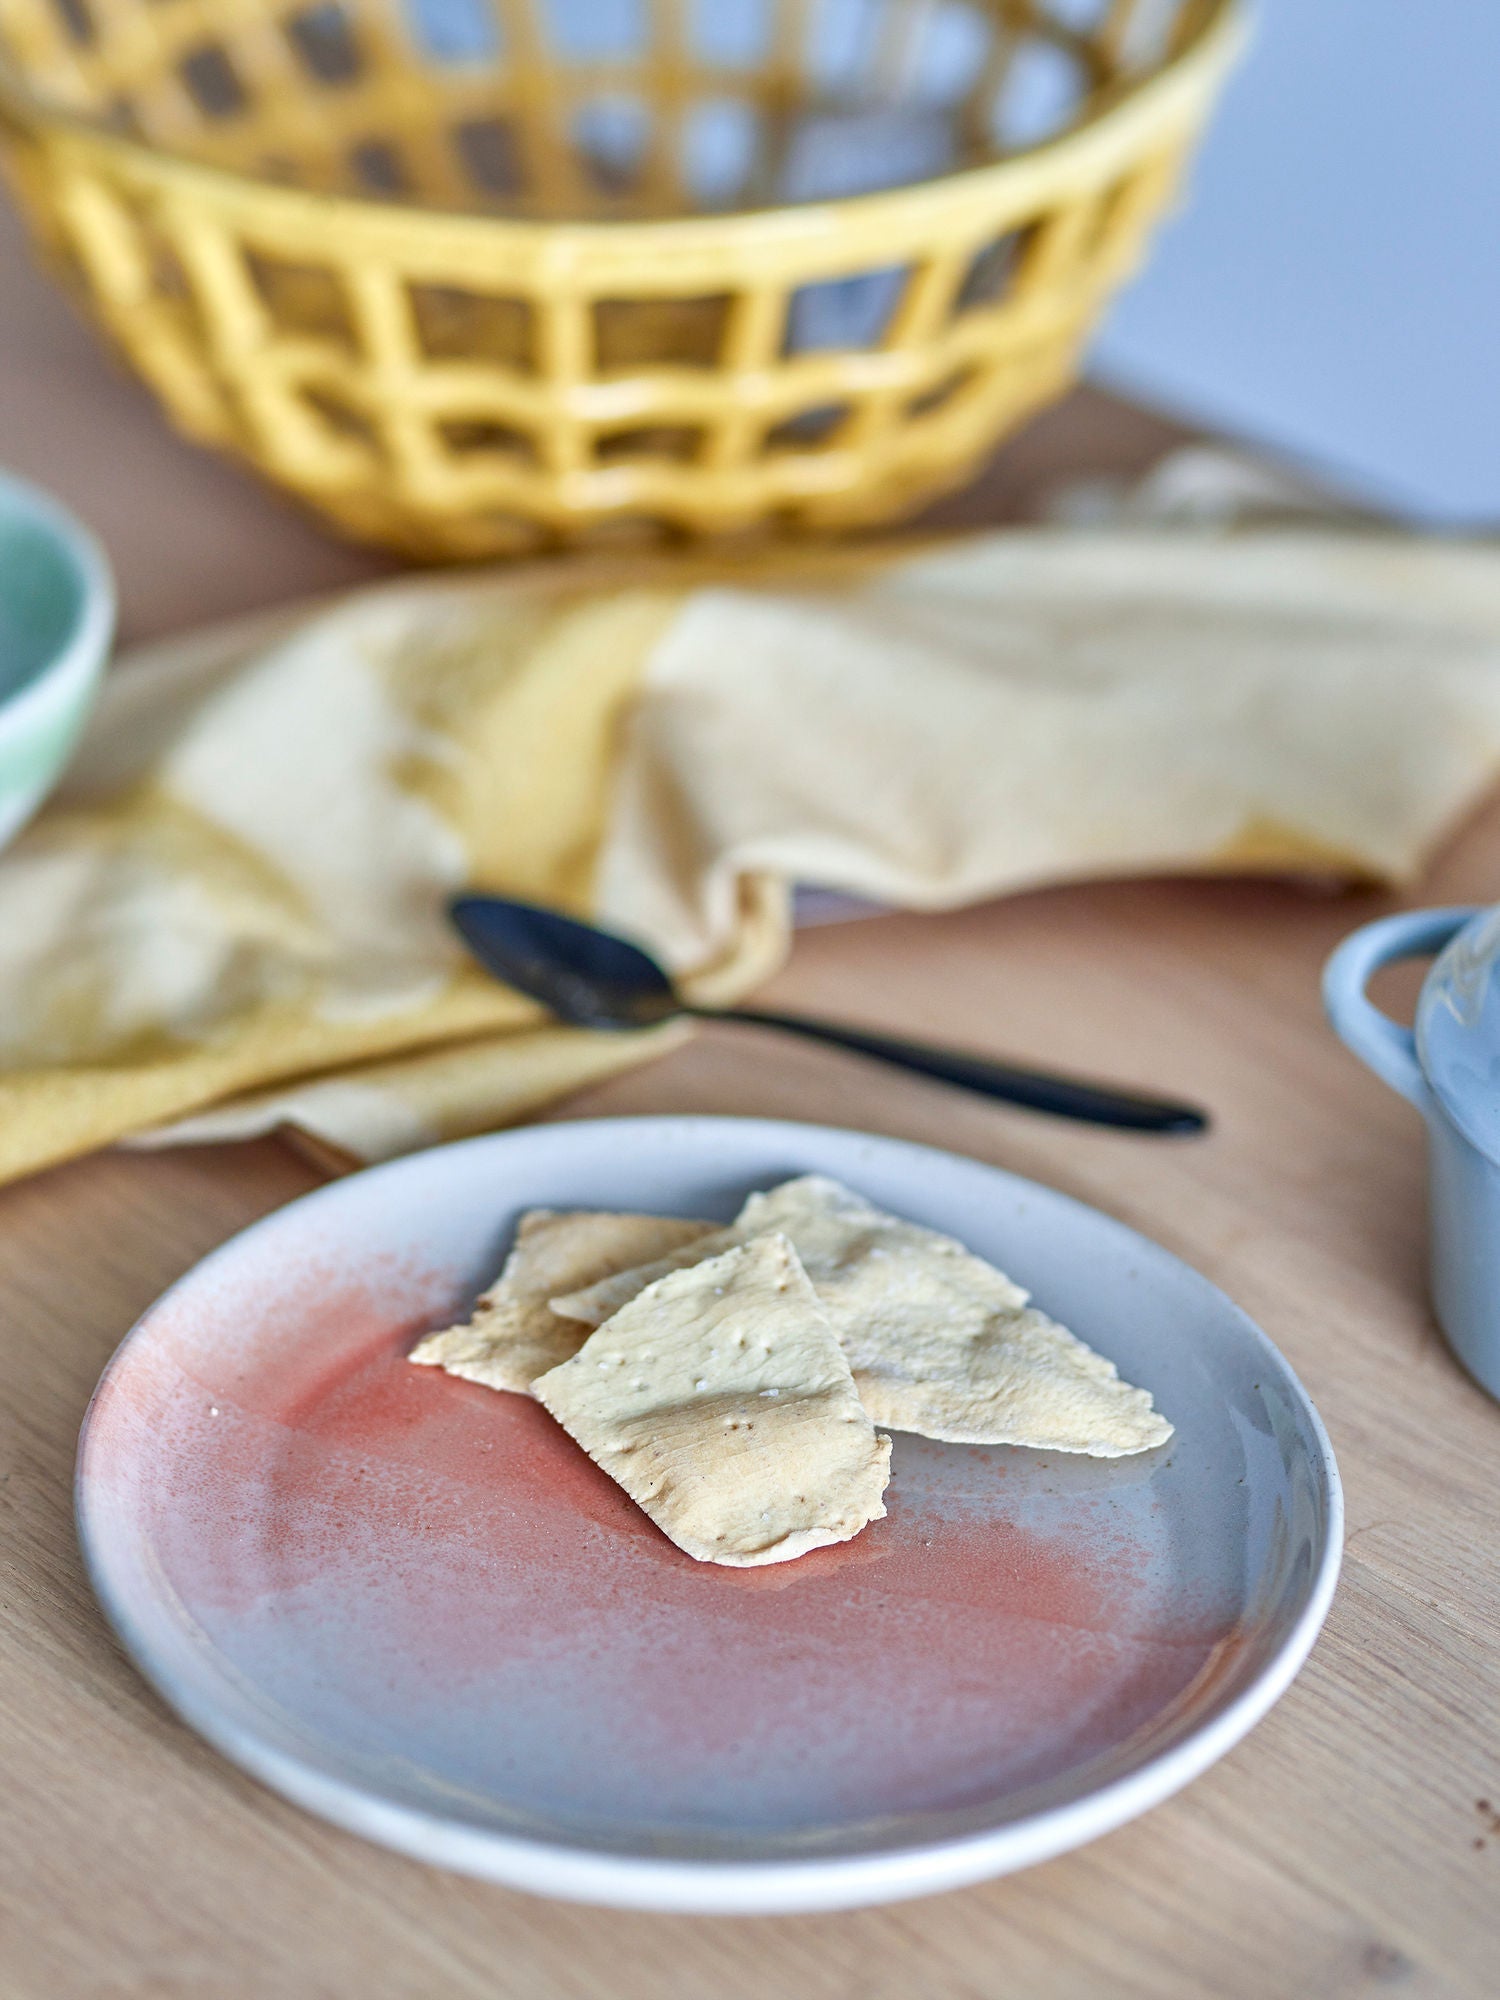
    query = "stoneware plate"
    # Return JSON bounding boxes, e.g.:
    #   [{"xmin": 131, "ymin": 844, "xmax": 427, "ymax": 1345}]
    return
[{"xmin": 77, "ymin": 1117, "xmax": 1341, "ymax": 1913}]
